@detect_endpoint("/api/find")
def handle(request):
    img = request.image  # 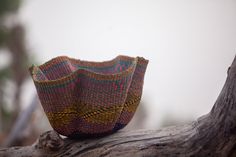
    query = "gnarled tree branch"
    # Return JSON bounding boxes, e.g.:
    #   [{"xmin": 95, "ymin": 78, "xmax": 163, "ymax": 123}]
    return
[{"xmin": 1, "ymin": 56, "xmax": 236, "ymax": 157}]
